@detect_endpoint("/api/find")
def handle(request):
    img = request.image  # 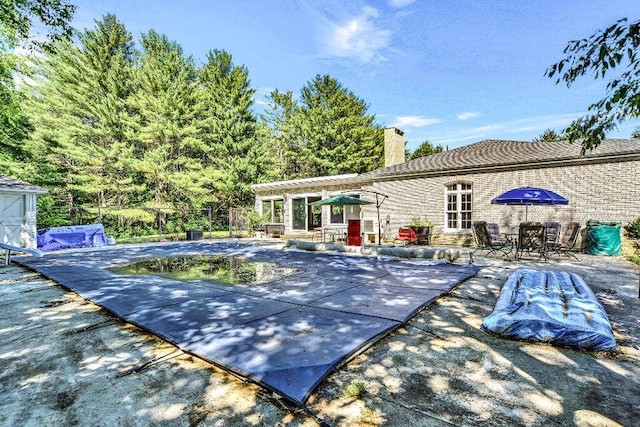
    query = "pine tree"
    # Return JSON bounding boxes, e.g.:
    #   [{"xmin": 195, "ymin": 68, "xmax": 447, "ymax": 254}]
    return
[
  {"xmin": 261, "ymin": 89, "xmax": 301, "ymax": 180},
  {"xmin": 131, "ymin": 30, "xmax": 223, "ymax": 219},
  {"xmin": 0, "ymin": 35, "xmax": 32, "ymax": 176},
  {"xmin": 199, "ymin": 49, "xmax": 267, "ymax": 219},
  {"xmin": 275, "ymin": 74, "xmax": 383, "ymax": 179},
  {"xmin": 27, "ymin": 14, "xmax": 139, "ymax": 214}
]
